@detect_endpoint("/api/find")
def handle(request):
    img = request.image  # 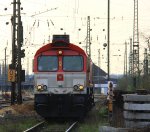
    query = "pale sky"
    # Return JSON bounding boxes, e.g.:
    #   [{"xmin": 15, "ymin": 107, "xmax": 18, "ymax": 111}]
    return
[{"xmin": 0, "ymin": 0, "xmax": 150, "ymax": 75}]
